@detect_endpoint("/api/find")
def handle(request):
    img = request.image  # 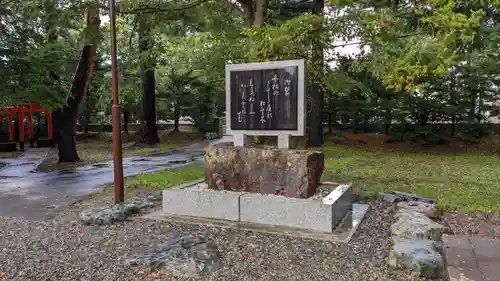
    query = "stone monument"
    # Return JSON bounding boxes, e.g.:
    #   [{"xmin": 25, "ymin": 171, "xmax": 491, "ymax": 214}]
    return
[
  {"xmin": 205, "ymin": 59, "xmax": 324, "ymax": 198},
  {"xmin": 159, "ymin": 59, "xmax": 368, "ymax": 241},
  {"xmin": 225, "ymin": 59, "xmax": 305, "ymax": 149}
]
